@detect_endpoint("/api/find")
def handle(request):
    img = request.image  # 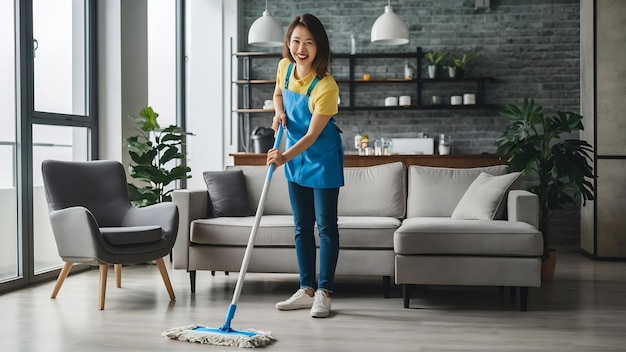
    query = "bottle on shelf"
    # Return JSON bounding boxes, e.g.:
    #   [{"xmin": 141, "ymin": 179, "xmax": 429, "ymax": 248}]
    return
[
  {"xmin": 350, "ymin": 35, "xmax": 356, "ymax": 55},
  {"xmin": 404, "ymin": 60, "xmax": 414, "ymax": 79}
]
